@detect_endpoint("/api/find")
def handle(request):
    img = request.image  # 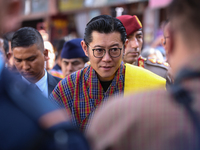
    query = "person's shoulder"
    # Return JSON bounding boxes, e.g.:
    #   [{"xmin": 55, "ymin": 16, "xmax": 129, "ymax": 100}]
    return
[
  {"xmin": 48, "ymin": 72, "xmax": 62, "ymax": 83},
  {"xmin": 146, "ymin": 57, "xmax": 169, "ymax": 69},
  {"xmin": 137, "ymin": 56, "xmax": 170, "ymax": 79},
  {"xmin": 138, "ymin": 56, "xmax": 169, "ymax": 69}
]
